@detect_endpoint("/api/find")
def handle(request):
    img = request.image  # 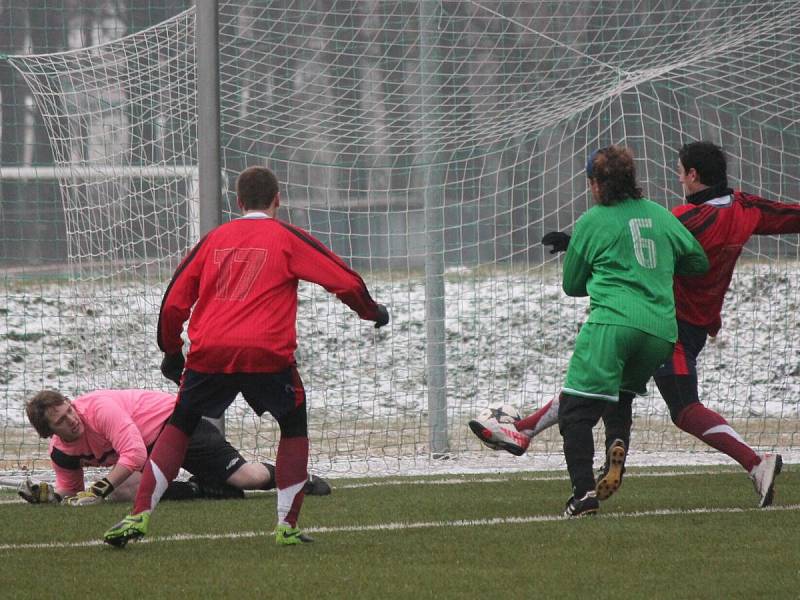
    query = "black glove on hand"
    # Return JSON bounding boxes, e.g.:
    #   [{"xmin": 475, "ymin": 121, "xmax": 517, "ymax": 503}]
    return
[
  {"xmin": 541, "ymin": 231, "xmax": 571, "ymax": 254},
  {"xmin": 160, "ymin": 351, "xmax": 185, "ymax": 386},
  {"xmin": 374, "ymin": 304, "xmax": 390, "ymax": 329}
]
